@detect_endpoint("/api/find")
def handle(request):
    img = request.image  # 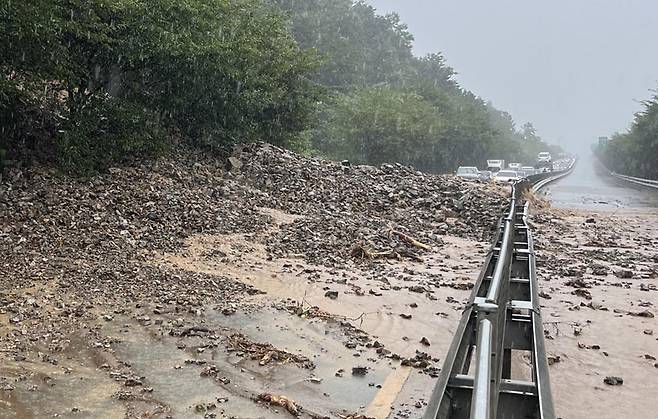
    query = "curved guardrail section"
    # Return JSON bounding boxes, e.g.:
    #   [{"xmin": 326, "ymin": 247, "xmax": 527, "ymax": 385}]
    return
[
  {"xmin": 424, "ymin": 161, "xmax": 576, "ymax": 419},
  {"xmin": 610, "ymin": 172, "xmax": 658, "ymax": 189},
  {"xmin": 593, "ymin": 157, "xmax": 658, "ymax": 190}
]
